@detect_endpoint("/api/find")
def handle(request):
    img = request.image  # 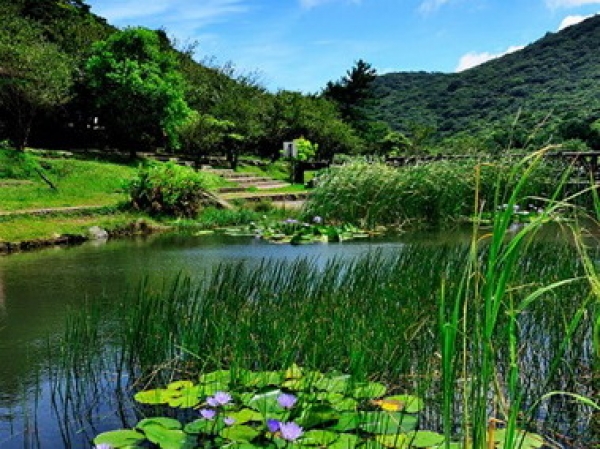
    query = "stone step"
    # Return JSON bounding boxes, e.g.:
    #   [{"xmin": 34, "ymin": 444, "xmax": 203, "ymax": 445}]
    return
[
  {"xmin": 219, "ymin": 191, "xmax": 310, "ymax": 201},
  {"xmin": 217, "ymin": 182, "xmax": 291, "ymax": 193}
]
